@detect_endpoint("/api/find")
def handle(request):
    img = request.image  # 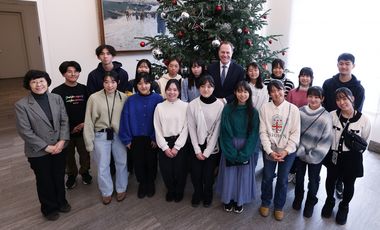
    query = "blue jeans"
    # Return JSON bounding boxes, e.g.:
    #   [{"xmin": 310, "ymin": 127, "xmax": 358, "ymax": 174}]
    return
[
  {"xmin": 294, "ymin": 158, "xmax": 322, "ymax": 203},
  {"xmin": 93, "ymin": 132, "xmax": 128, "ymax": 196},
  {"xmin": 261, "ymin": 152, "xmax": 295, "ymax": 210}
]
